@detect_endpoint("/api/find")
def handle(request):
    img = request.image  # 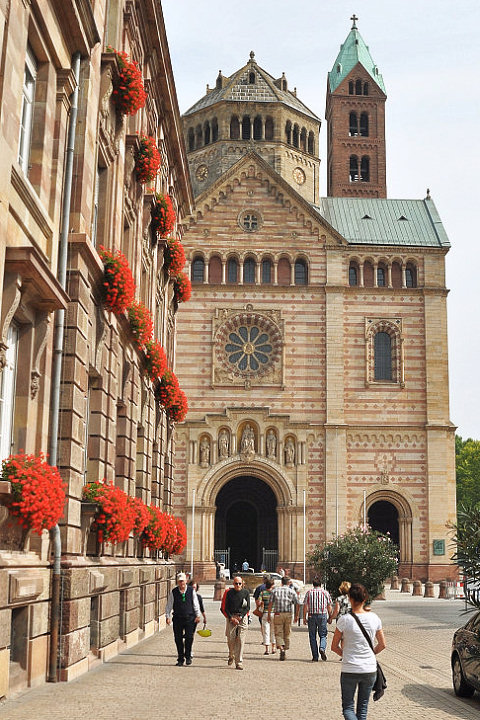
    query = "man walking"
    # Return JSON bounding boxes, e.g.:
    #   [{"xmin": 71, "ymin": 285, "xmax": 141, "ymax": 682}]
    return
[
  {"xmin": 267, "ymin": 576, "xmax": 298, "ymax": 660},
  {"xmin": 165, "ymin": 572, "xmax": 201, "ymax": 666},
  {"xmin": 223, "ymin": 576, "xmax": 250, "ymax": 669},
  {"xmin": 303, "ymin": 578, "xmax": 332, "ymax": 661}
]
